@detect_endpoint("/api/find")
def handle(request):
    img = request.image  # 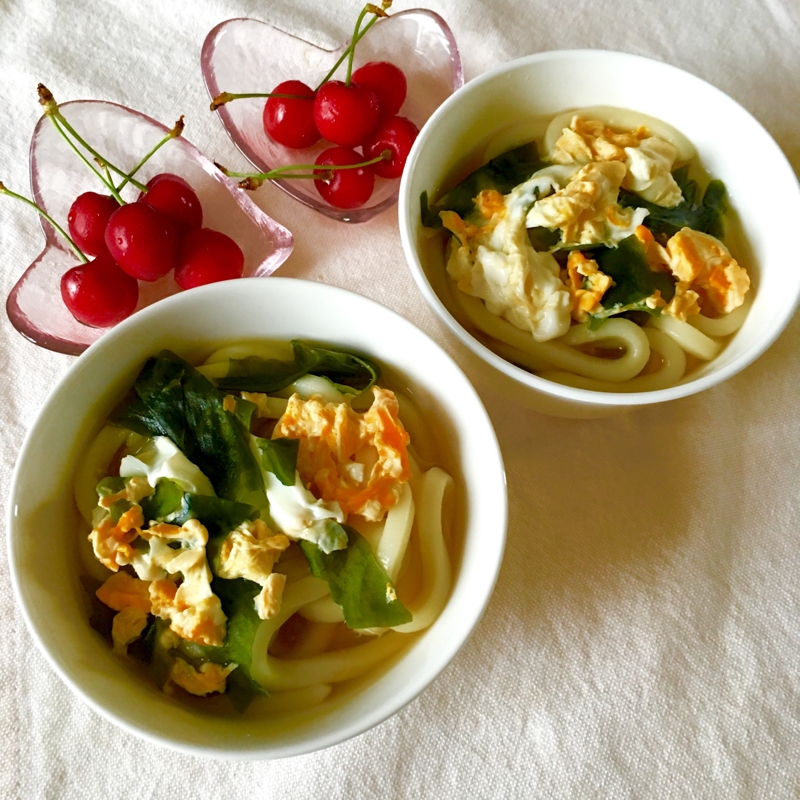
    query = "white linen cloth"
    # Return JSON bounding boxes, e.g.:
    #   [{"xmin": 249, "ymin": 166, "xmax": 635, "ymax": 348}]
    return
[{"xmin": 2, "ymin": 0, "xmax": 800, "ymax": 797}]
